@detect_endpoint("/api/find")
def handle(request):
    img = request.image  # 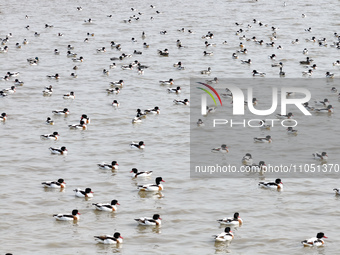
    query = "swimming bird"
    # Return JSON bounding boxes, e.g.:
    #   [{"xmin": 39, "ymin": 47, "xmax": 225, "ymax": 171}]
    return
[
  {"xmin": 73, "ymin": 56, "xmax": 84, "ymax": 62},
  {"xmin": 275, "ymin": 112, "xmax": 293, "ymax": 119},
  {"xmin": 333, "ymin": 188, "xmax": 340, "ymax": 195},
  {"xmin": 314, "ymin": 98, "xmax": 329, "ymax": 107},
  {"xmin": 158, "ymin": 49, "xmax": 169, "ymax": 56},
  {"xmin": 197, "ymin": 119, "xmax": 204, "ymax": 127},
  {"xmin": 131, "ymin": 168, "xmax": 153, "ymax": 178},
  {"xmin": 42, "ymin": 85, "xmax": 53, "ymax": 96},
  {"xmin": 201, "ymin": 67, "xmax": 211, "ymax": 75},
  {"xmin": 14, "ymin": 79, "xmax": 24, "ymax": 86},
  {"xmin": 302, "ymin": 69, "xmax": 313, "ymax": 76},
  {"xmin": 42, "ymin": 178, "xmax": 65, "ymax": 188},
  {"xmin": 94, "ymin": 232, "xmax": 123, "ymax": 244},
  {"xmin": 326, "ymin": 72, "xmax": 335, "ymax": 78},
  {"xmin": 63, "ymin": 91, "xmax": 75, "ymax": 99},
  {"xmin": 110, "ymin": 80, "xmax": 124, "ymax": 87},
  {"xmin": 106, "ymin": 87, "xmax": 120, "ymax": 94},
  {"xmin": 333, "ymin": 60, "xmax": 340, "ymax": 66},
  {"xmin": 217, "ymin": 212, "xmax": 243, "ymax": 226},
  {"xmin": 45, "ymin": 117, "xmax": 54, "ymax": 125},
  {"xmin": 69, "ymin": 120, "xmax": 87, "ymax": 130},
  {"xmin": 211, "ymin": 144, "xmax": 228, "ymax": 153},
  {"xmin": 242, "ymin": 153, "xmax": 253, "ymax": 165},
  {"xmin": 302, "ymin": 48, "xmax": 308, "ymax": 54},
  {"xmin": 2, "ymin": 86, "xmax": 16, "ymax": 94},
  {"xmin": 53, "ymin": 209, "xmax": 80, "ymax": 221},
  {"xmin": 159, "ymin": 79, "xmax": 174, "ymax": 85},
  {"xmin": 145, "ymin": 106, "xmax": 160, "ymax": 114},
  {"xmin": 0, "ymin": 112, "xmax": 7, "ymax": 122},
  {"xmin": 92, "ymin": 200, "xmax": 120, "ymax": 212},
  {"xmin": 49, "ymin": 146, "xmax": 67, "ymax": 155},
  {"xmin": 214, "ymin": 227, "xmax": 234, "ymax": 242},
  {"xmin": 287, "ymin": 127, "xmax": 298, "ymax": 135},
  {"xmin": 173, "ymin": 99, "xmax": 189, "ymax": 105},
  {"xmin": 130, "ymin": 141, "xmax": 145, "ymax": 149},
  {"xmin": 300, "ymin": 57, "xmax": 313, "ymax": 65},
  {"xmin": 232, "ymin": 53, "xmax": 238, "ymax": 59},
  {"xmin": 314, "ymin": 105, "xmax": 333, "ymax": 113},
  {"xmin": 254, "ymin": 135, "xmax": 272, "ymax": 143},
  {"xmin": 167, "ymin": 86, "xmax": 181, "ymax": 94},
  {"xmin": 47, "ymin": 73, "xmax": 59, "ymax": 79},
  {"xmin": 41, "ymin": 131, "xmax": 59, "ymax": 140},
  {"xmin": 96, "ymin": 47, "xmax": 106, "ymax": 53},
  {"xmin": 112, "ymin": 100, "xmax": 120, "ymax": 108},
  {"xmin": 279, "ymin": 67, "xmax": 285, "ymax": 77},
  {"xmin": 312, "ymin": 152, "xmax": 328, "ymax": 161},
  {"xmin": 302, "ymin": 233, "xmax": 327, "ymax": 247},
  {"xmin": 97, "ymin": 161, "xmax": 119, "ymax": 170},
  {"xmin": 135, "ymin": 214, "xmax": 161, "ymax": 226},
  {"xmin": 206, "ymin": 77, "xmax": 218, "ymax": 83},
  {"xmin": 203, "ymin": 51, "xmax": 213, "ymax": 56},
  {"xmin": 52, "ymin": 108, "xmax": 69, "ymax": 115},
  {"xmin": 258, "ymin": 178, "xmax": 283, "ymax": 190},
  {"xmin": 74, "ymin": 188, "xmax": 93, "ymax": 198},
  {"xmin": 331, "ymin": 87, "xmax": 337, "ymax": 93},
  {"xmin": 137, "ymin": 177, "xmax": 165, "ymax": 191},
  {"xmin": 241, "ymin": 59, "xmax": 251, "ymax": 64},
  {"xmin": 252, "ymin": 70, "xmax": 266, "ymax": 76}
]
